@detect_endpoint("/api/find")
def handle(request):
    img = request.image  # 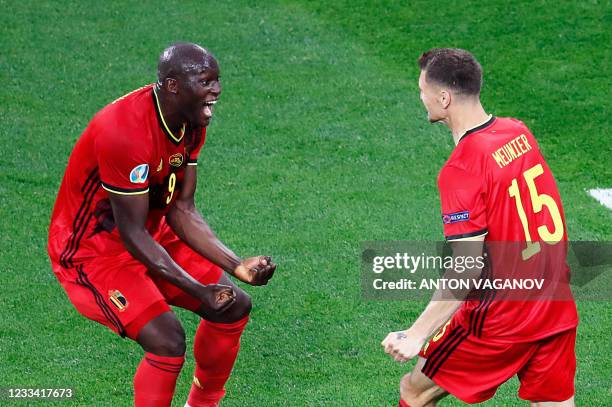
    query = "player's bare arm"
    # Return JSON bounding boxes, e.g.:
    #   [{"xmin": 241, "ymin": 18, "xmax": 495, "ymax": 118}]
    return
[
  {"xmin": 107, "ymin": 190, "xmax": 236, "ymax": 312},
  {"xmin": 382, "ymin": 236, "xmax": 485, "ymax": 363},
  {"xmin": 165, "ymin": 164, "xmax": 277, "ymax": 286}
]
